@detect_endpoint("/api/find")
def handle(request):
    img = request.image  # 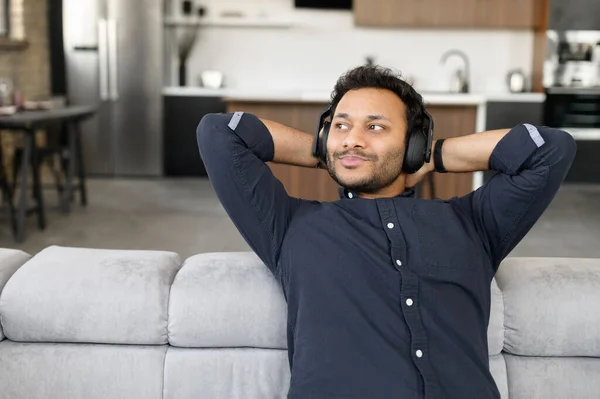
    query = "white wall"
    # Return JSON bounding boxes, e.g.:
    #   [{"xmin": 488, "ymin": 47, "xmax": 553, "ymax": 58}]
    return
[{"xmin": 177, "ymin": 5, "xmax": 534, "ymax": 94}]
